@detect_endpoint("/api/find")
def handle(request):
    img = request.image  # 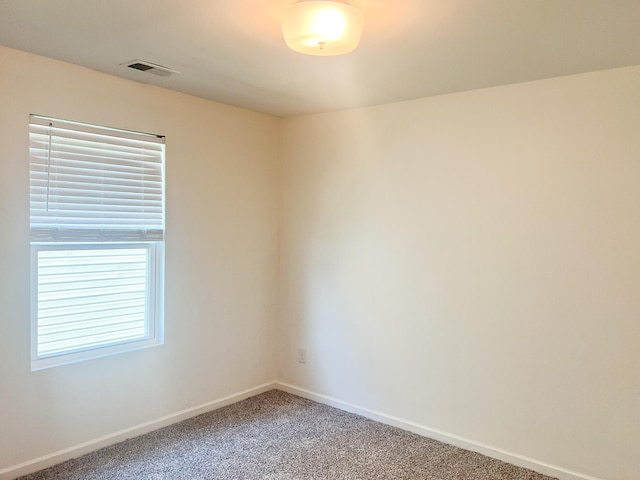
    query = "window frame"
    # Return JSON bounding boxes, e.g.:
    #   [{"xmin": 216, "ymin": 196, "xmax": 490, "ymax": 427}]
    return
[
  {"xmin": 30, "ymin": 242, "xmax": 164, "ymax": 370},
  {"xmin": 29, "ymin": 115, "xmax": 165, "ymax": 370}
]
